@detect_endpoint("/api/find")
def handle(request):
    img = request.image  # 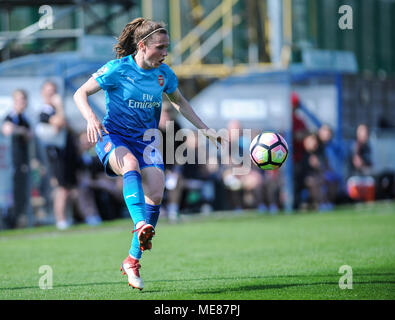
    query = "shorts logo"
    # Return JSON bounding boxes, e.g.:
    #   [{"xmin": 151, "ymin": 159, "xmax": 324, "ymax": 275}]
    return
[
  {"xmin": 158, "ymin": 75, "xmax": 164, "ymax": 87},
  {"xmin": 104, "ymin": 142, "xmax": 112, "ymax": 153}
]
